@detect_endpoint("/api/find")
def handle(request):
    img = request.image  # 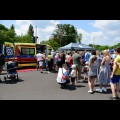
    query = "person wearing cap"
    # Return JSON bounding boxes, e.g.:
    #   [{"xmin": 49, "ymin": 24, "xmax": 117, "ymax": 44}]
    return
[{"xmin": 70, "ymin": 64, "xmax": 76, "ymax": 86}]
